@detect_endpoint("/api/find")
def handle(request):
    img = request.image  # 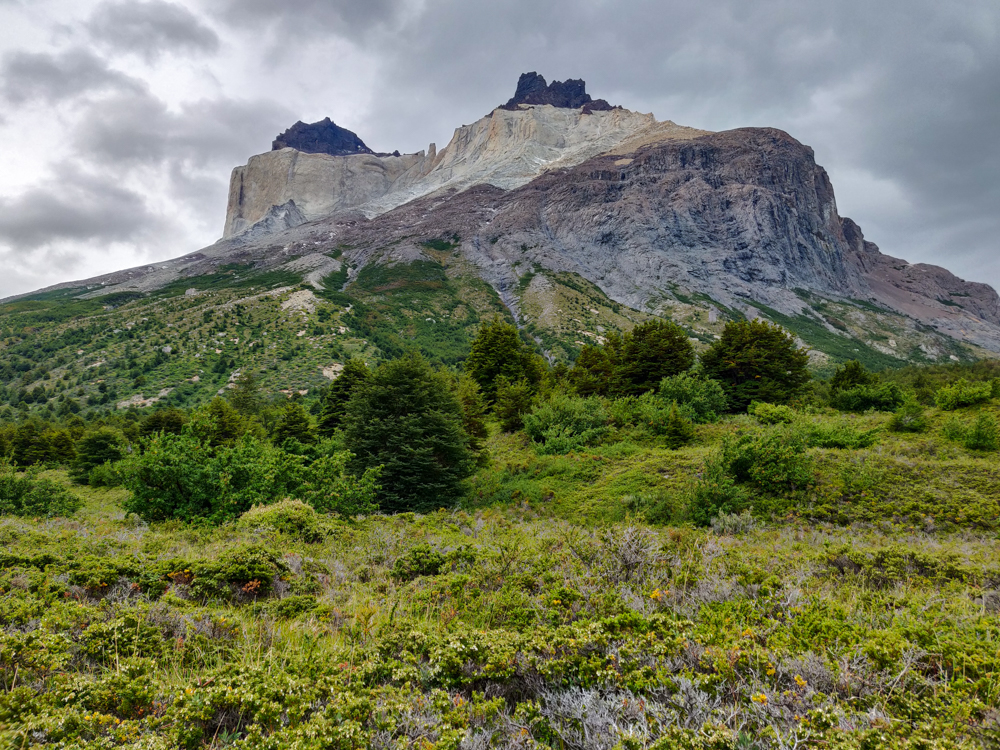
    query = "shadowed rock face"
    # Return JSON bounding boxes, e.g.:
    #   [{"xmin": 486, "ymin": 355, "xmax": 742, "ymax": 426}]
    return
[
  {"xmin": 272, "ymin": 118, "xmax": 374, "ymax": 156},
  {"xmin": 500, "ymin": 72, "xmax": 614, "ymax": 112}
]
